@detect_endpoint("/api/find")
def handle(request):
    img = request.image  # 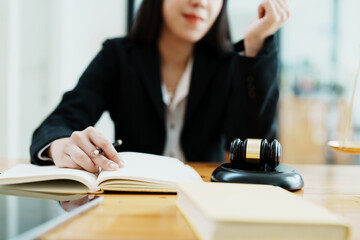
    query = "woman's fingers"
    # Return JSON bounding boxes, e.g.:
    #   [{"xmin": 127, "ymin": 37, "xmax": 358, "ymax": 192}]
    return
[
  {"xmin": 71, "ymin": 127, "xmax": 123, "ymax": 170},
  {"xmin": 259, "ymin": 0, "xmax": 276, "ymax": 20},
  {"xmin": 85, "ymin": 127, "xmax": 125, "ymax": 167},
  {"xmin": 53, "ymin": 148, "xmax": 83, "ymax": 170},
  {"xmin": 278, "ymin": 0, "xmax": 290, "ymax": 19},
  {"xmin": 50, "ymin": 127, "xmax": 124, "ymax": 172},
  {"xmin": 64, "ymin": 143, "xmax": 98, "ymax": 173},
  {"xmin": 244, "ymin": 0, "xmax": 290, "ymax": 56},
  {"xmin": 92, "ymin": 154, "xmax": 120, "ymax": 171},
  {"xmin": 271, "ymin": 0, "xmax": 287, "ymax": 24},
  {"xmin": 271, "ymin": 0, "xmax": 289, "ymax": 23},
  {"xmin": 257, "ymin": 0, "xmax": 290, "ymax": 37}
]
